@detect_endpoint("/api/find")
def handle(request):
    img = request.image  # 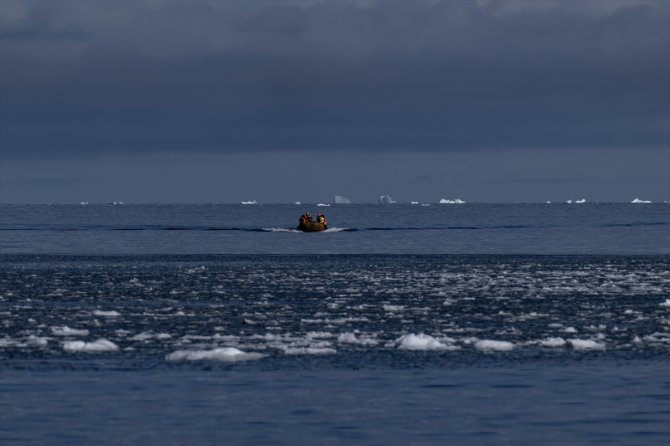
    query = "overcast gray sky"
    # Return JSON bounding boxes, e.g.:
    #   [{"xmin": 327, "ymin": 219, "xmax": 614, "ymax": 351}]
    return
[{"xmin": 1, "ymin": 0, "xmax": 668, "ymax": 203}]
